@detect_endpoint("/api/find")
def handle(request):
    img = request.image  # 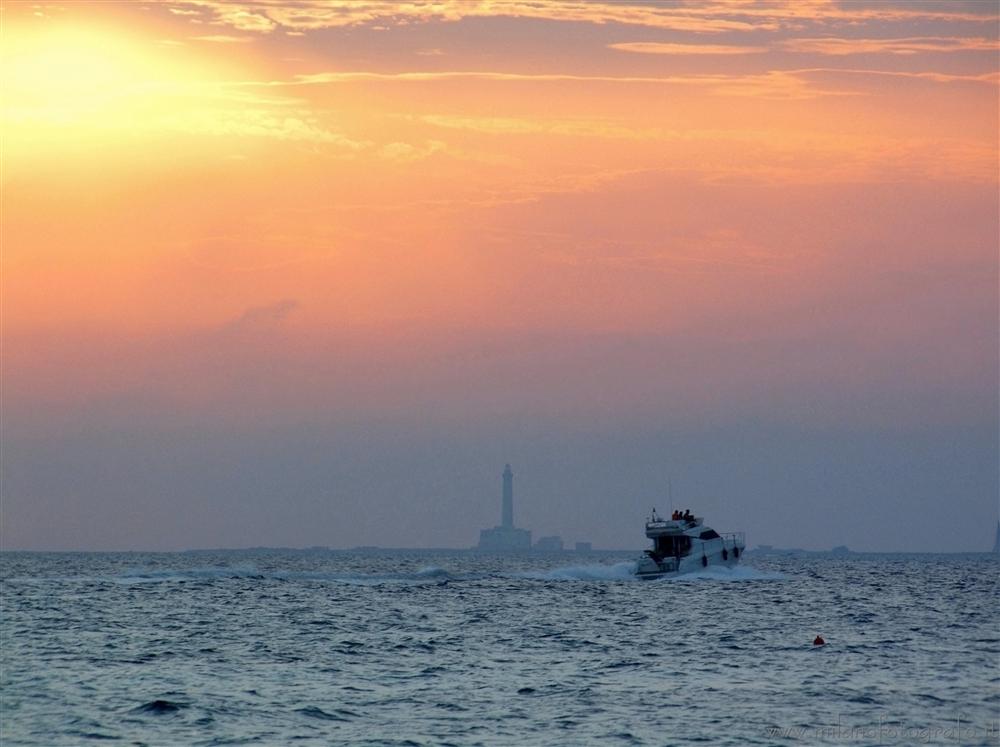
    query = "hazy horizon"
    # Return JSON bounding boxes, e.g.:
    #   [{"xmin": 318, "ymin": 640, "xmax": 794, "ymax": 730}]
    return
[{"xmin": 2, "ymin": 0, "xmax": 997, "ymax": 555}]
